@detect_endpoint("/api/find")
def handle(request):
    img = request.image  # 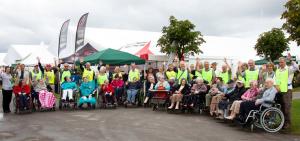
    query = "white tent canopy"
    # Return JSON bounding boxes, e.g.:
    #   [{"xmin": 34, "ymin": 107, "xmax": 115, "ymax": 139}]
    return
[{"xmin": 4, "ymin": 42, "xmax": 56, "ymax": 65}]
